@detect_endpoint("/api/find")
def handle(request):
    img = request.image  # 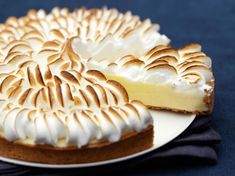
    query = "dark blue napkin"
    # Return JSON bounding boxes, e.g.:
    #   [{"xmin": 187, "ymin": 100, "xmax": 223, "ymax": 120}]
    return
[
  {"xmin": 141, "ymin": 116, "xmax": 221, "ymax": 164},
  {"xmin": 0, "ymin": 116, "xmax": 221, "ymax": 176}
]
